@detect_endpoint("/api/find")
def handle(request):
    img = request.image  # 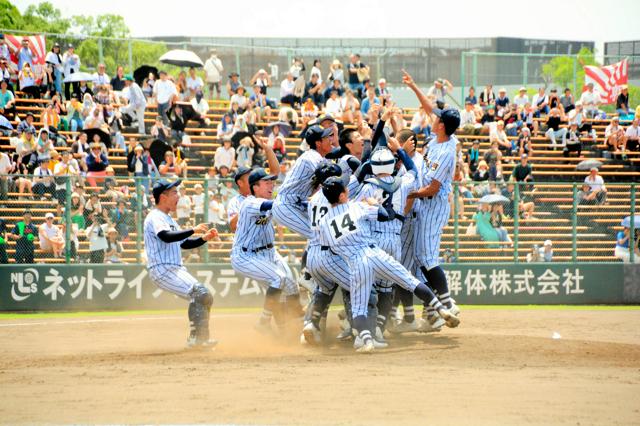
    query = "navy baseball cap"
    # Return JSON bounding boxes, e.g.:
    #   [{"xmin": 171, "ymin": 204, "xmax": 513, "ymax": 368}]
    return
[
  {"xmin": 234, "ymin": 166, "xmax": 252, "ymax": 183},
  {"xmin": 305, "ymin": 125, "xmax": 334, "ymax": 148},
  {"xmin": 248, "ymin": 168, "xmax": 277, "ymax": 186},
  {"xmin": 322, "ymin": 175, "xmax": 348, "ymax": 204},
  {"xmin": 152, "ymin": 179, "xmax": 182, "ymax": 204},
  {"xmin": 311, "ymin": 162, "xmax": 342, "ymax": 188},
  {"xmin": 432, "ymin": 108, "xmax": 461, "ymax": 136}
]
